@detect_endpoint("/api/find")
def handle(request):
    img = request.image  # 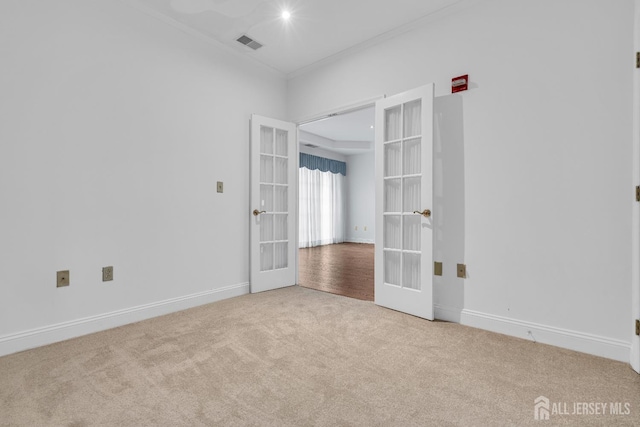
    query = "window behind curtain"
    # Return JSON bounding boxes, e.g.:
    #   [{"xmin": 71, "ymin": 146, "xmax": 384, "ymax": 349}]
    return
[{"xmin": 299, "ymin": 153, "xmax": 346, "ymax": 248}]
